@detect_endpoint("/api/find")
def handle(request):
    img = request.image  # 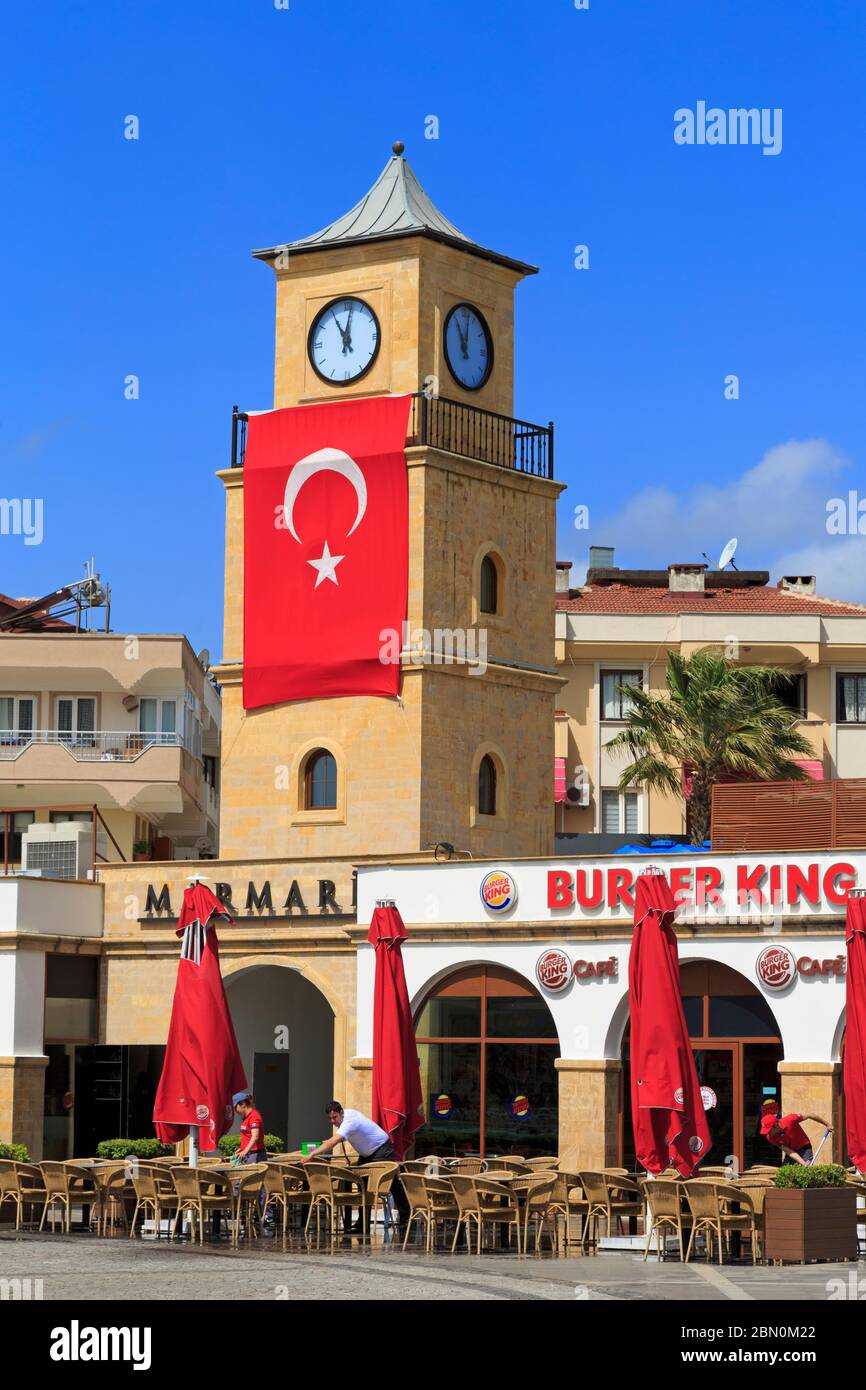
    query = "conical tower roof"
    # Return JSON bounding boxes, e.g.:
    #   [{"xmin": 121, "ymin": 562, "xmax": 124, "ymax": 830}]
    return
[{"xmin": 253, "ymin": 142, "xmax": 536, "ymax": 275}]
